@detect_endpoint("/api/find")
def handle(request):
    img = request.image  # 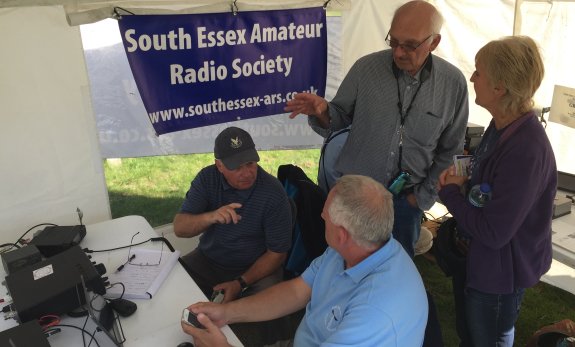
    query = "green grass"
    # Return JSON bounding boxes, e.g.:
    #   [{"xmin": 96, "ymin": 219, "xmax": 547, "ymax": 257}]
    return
[
  {"xmin": 104, "ymin": 150, "xmax": 575, "ymax": 347},
  {"xmin": 415, "ymin": 255, "xmax": 575, "ymax": 346},
  {"xmin": 104, "ymin": 149, "xmax": 320, "ymax": 227}
]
